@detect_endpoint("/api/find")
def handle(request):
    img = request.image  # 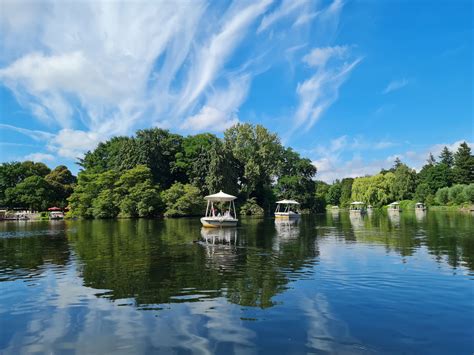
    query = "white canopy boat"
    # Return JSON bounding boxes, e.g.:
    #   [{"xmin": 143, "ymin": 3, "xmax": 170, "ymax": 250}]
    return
[
  {"xmin": 350, "ymin": 201, "xmax": 366, "ymax": 214},
  {"xmin": 200, "ymin": 190, "xmax": 238, "ymax": 228},
  {"xmin": 275, "ymin": 199, "xmax": 300, "ymax": 219},
  {"xmin": 388, "ymin": 201, "xmax": 402, "ymax": 212},
  {"xmin": 415, "ymin": 202, "xmax": 426, "ymax": 211}
]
